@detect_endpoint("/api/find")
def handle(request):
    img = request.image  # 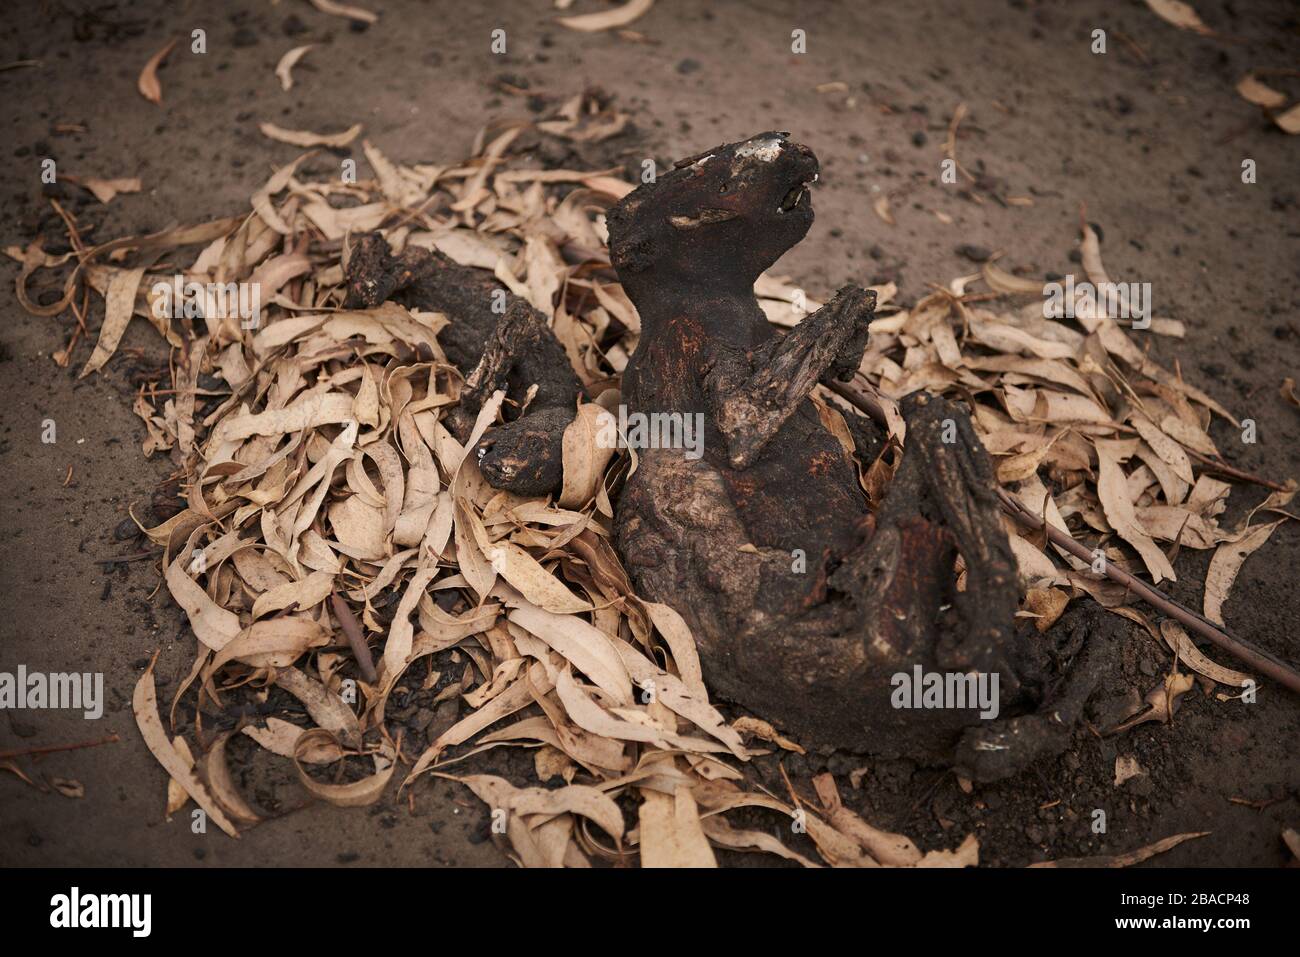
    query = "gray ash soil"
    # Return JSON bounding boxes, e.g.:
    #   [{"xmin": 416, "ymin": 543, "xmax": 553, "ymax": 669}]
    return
[{"xmin": 1, "ymin": 0, "xmax": 1296, "ymax": 867}]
